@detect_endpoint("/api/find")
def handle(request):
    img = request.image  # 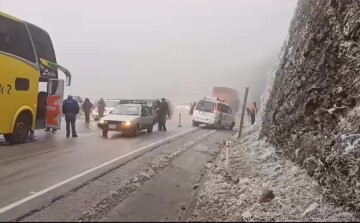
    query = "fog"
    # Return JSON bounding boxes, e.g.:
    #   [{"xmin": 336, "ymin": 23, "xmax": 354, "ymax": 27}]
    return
[{"xmin": 1, "ymin": 0, "xmax": 297, "ymax": 105}]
